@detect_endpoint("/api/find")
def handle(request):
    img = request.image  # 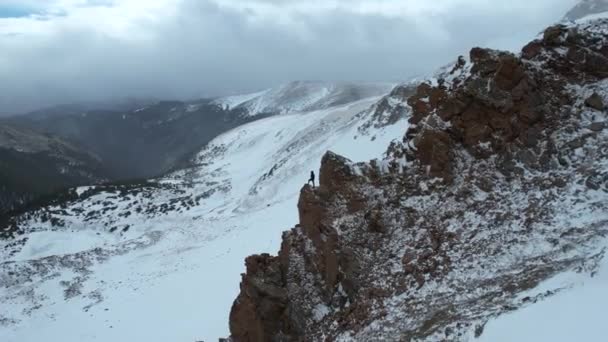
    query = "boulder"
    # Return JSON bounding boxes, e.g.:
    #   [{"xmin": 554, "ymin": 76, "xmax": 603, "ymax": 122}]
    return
[{"xmin": 585, "ymin": 93, "xmax": 605, "ymax": 111}]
